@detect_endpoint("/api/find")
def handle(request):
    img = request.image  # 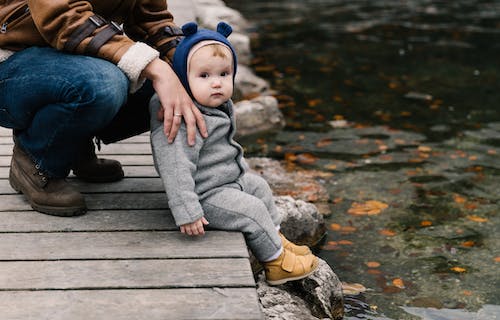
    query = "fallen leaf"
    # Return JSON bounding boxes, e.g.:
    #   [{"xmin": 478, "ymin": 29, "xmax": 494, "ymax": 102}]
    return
[
  {"xmin": 392, "ymin": 278, "xmax": 405, "ymax": 289},
  {"xmin": 348, "ymin": 200, "xmax": 389, "ymax": 215},
  {"xmin": 453, "ymin": 194, "xmax": 467, "ymax": 204},
  {"xmin": 367, "ymin": 269, "xmax": 382, "ymax": 275},
  {"xmin": 366, "ymin": 261, "xmax": 381, "ymax": 268},
  {"xmin": 487, "ymin": 149, "xmax": 497, "ymax": 155},
  {"xmin": 379, "ymin": 229, "xmax": 397, "ymax": 237},
  {"xmin": 342, "ymin": 282, "xmax": 367, "ymax": 295},
  {"xmin": 450, "ymin": 266, "xmax": 467, "ymax": 273},
  {"xmin": 341, "ymin": 226, "xmax": 357, "ymax": 234},
  {"xmin": 462, "ymin": 290, "xmax": 473, "ymax": 296},
  {"xmin": 420, "ymin": 220, "xmax": 433, "ymax": 227},
  {"xmin": 418, "ymin": 146, "xmax": 432, "ymax": 153},
  {"xmin": 330, "ymin": 223, "xmax": 342, "ymax": 231},
  {"xmin": 461, "ymin": 241, "xmax": 475, "ymax": 247},
  {"xmin": 494, "ymin": 257, "xmax": 500, "ymax": 262},
  {"xmin": 466, "ymin": 215, "xmax": 488, "ymax": 223},
  {"xmin": 307, "ymin": 98, "xmax": 323, "ymax": 107},
  {"xmin": 296, "ymin": 153, "xmax": 318, "ymax": 165},
  {"xmin": 338, "ymin": 240, "xmax": 354, "ymax": 245}
]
